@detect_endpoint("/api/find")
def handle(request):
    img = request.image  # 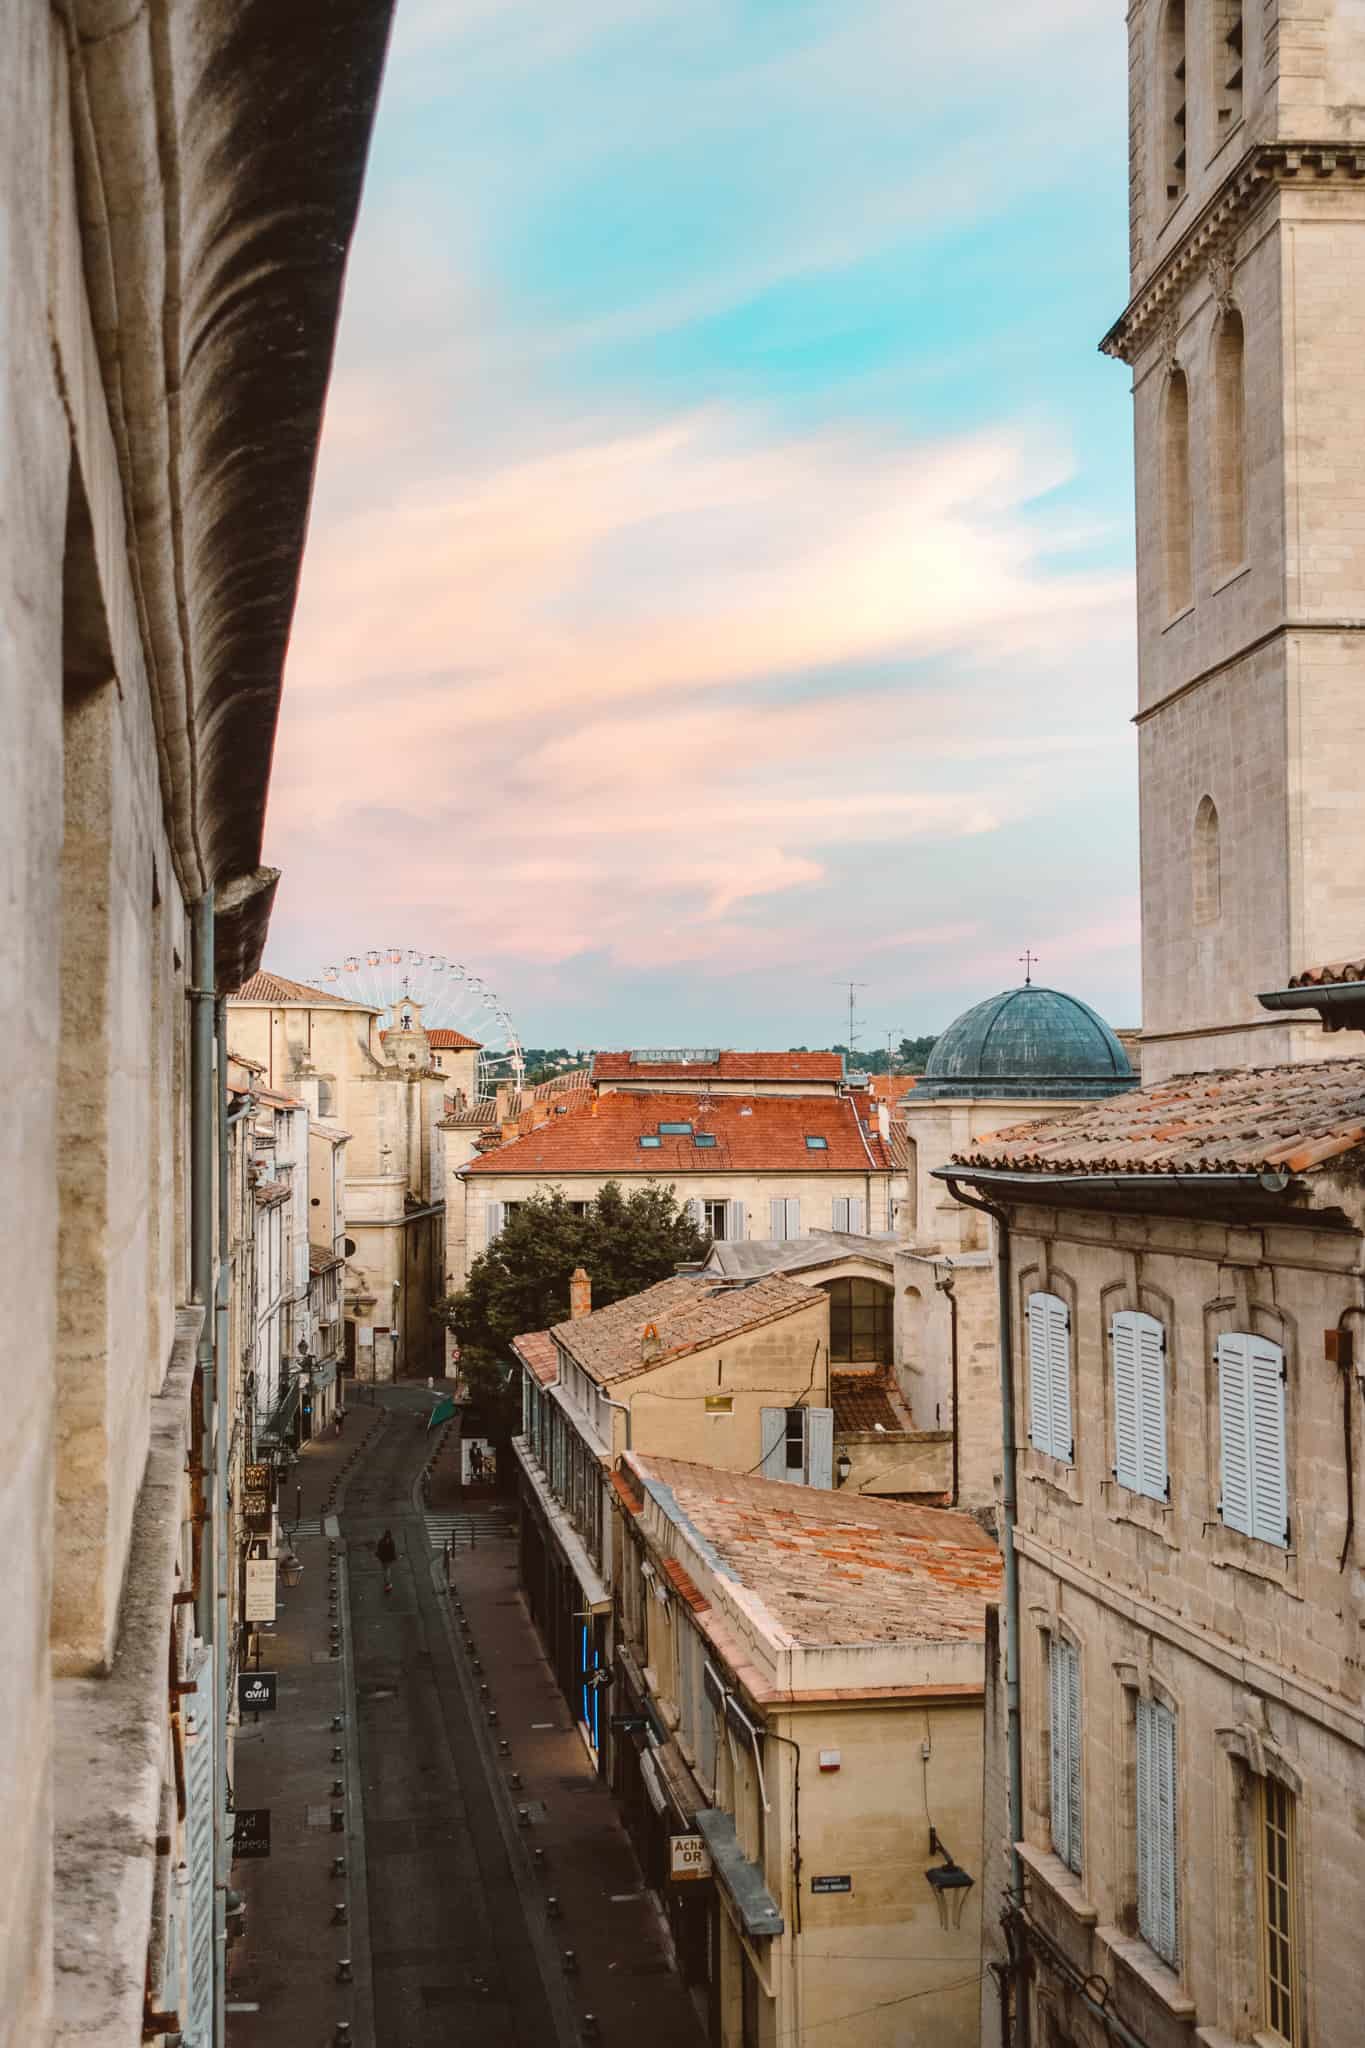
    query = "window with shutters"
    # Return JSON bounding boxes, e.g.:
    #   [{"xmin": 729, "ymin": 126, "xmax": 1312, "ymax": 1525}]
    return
[
  {"xmin": 1217, "ymin": 1333, "xmax": 1288, "ymax": 1546},
  {"xmin": 1135, "ymin": 1696, "xmax": 1180, "ymax": 1967},
  {"xmin": 1111, "ymin": 1310, "xmax": 1169, "ymax": 1501},
  {"xmin": 1027, "ymin": 1292, "xmax": 1073, "ymax": 1463},
  {"xmin": 831, "ymin": 1194, "xmax": 865, "ymax": 1234},
  {"xmin": 1048, "ymin": 1635, "xmax": 1083, "ymax": 1874},
  {"xmin": 1257, "ymin": 1776, "xmax": 1301, "ymax": 2045},
  {"xmin": 760, "ymin": 1404, "xmax": 835, "ymax": 1486},
  {"xmin": 769, "ymin": 1196, "xmax": 801, "ymax": 1240}
]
